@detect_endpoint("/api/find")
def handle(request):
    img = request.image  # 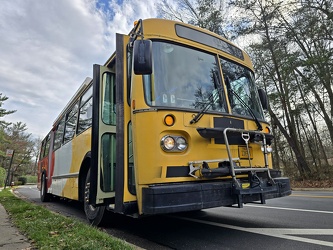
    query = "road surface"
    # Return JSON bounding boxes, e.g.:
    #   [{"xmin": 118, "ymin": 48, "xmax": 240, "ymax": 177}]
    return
[{"xmin": 16, "ymin": 185, "xmax": 333, "ymax": 249}]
